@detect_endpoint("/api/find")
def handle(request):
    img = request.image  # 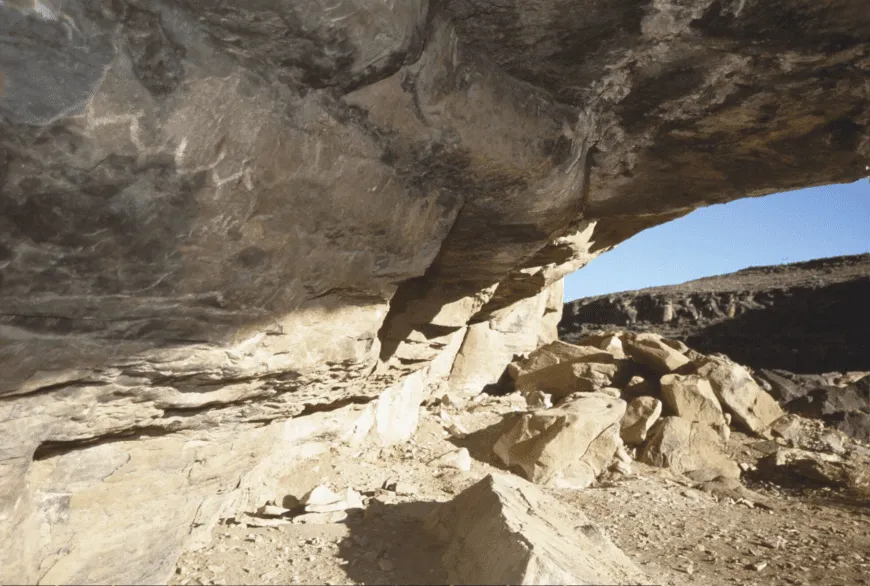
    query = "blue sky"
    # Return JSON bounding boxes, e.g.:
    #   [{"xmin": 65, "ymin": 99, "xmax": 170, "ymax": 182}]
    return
[{"xmin": 564, "ymin": 179, "xmax": 870, "ymax": 301}]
